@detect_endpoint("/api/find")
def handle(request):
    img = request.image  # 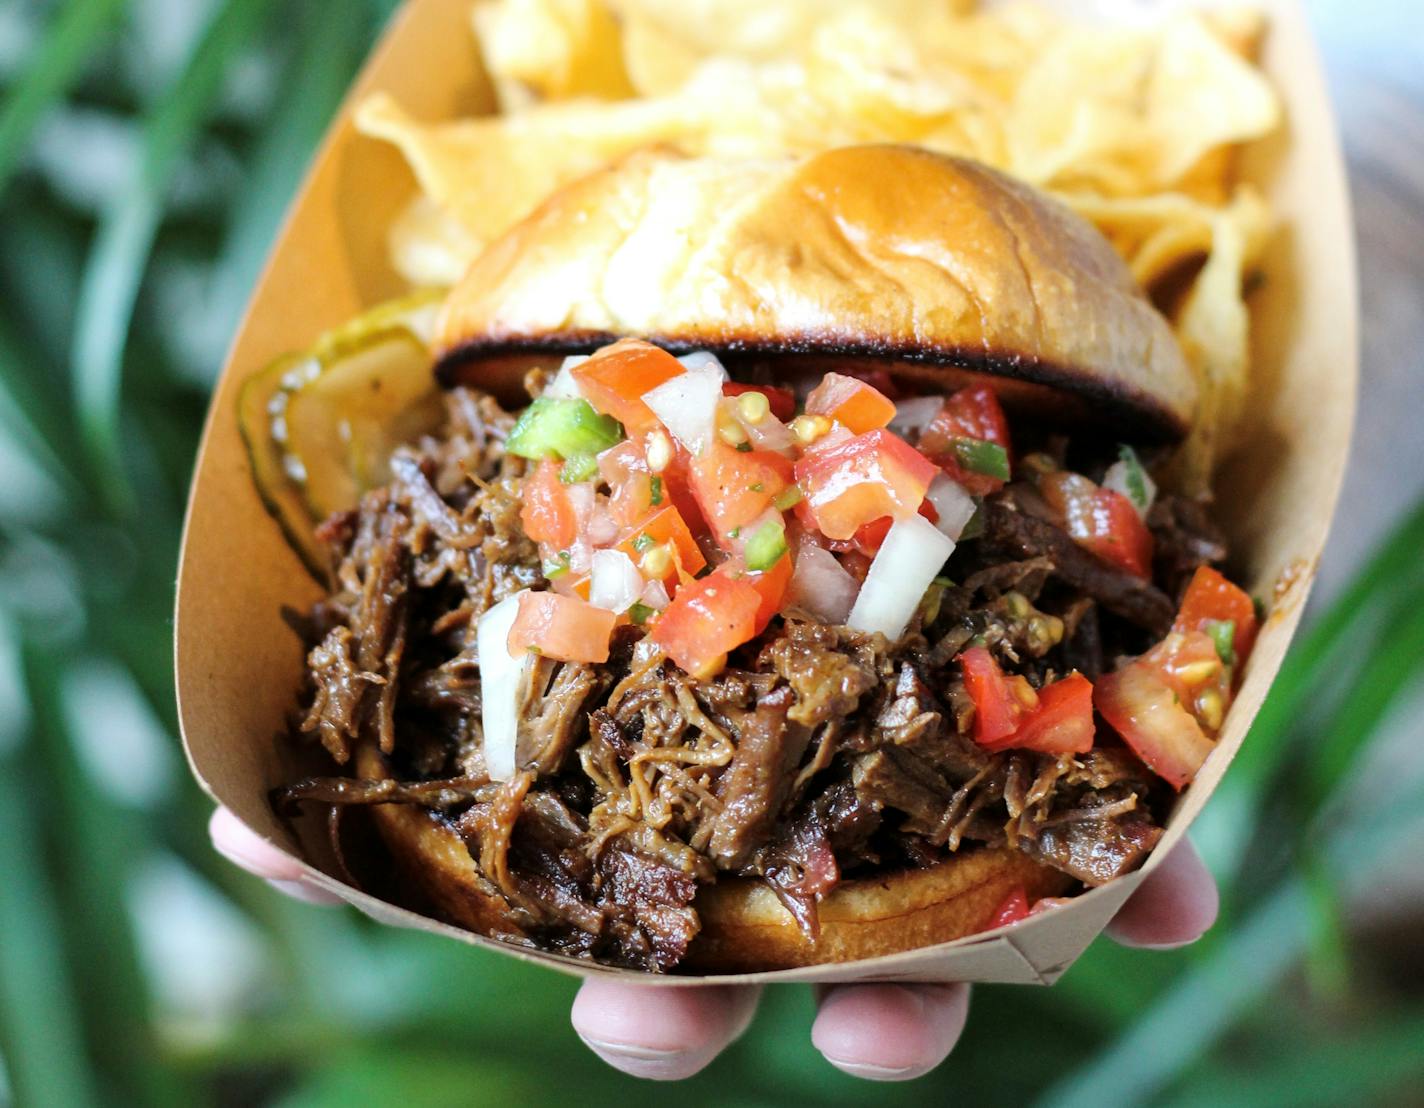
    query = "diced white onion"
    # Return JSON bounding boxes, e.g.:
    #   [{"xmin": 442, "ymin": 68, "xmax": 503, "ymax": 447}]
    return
[
  {"xmin": 566, "ymin": 538, "xmax": 592, "ymax": 577},
  {"xmin": 889, "ymin": 396, "xmax": 943, "ymax": 439},
  {"xmin": 806, "ymin": 423, "xmax": 854, "ymax": 455},
  {"xmin": 1102, "ymin": 458, "xmax": 1157, "ymax": 519},
  {"xmin": 561, "ymin": 482, "xmax": 597, "ymax": 575},
  {"xmin": 643, "ymin": 360, "xmax": 727, "ymax": 456},
  {"xmin": 543, "ymin": 355, "xmax": 589, "ymax": 399},
  {"xmin": 847, "ymin": 515, "xmax": 956, "ymax": 640},
  {"xmin": 476, "ymin": 591, "xmax": 533, "ymax": 782},
  {"xmin": 564, "ymin": 481, "xmax": 596, "ymax": 521},
  {"xmin": 789, "ymin": 542, "xmax": 860, "ymax": 625},
  {"xmin": 586, "ymin": 504, "xmax": 620, "ymax": 546},
  {"xmin": 640, "ymin": 578, "xmax": 671, "ymax": 610},
  {"xmin": 677, "ymin": 351, "xmax": 725, "ymax": 374},
  {"xmin": 722, "ymin": 395, "xmax": 795, "ymax": 455},
  {"xmin": 926, "ymin": 474, "xmax": 977, "ymax": 541},
  {"xmin": 589, "ymin": 550, "xmax": 644, "ymax": 614},
  {"xmin": 563, "ymin": 481, "xmax": 592, "ymax": 515}
]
